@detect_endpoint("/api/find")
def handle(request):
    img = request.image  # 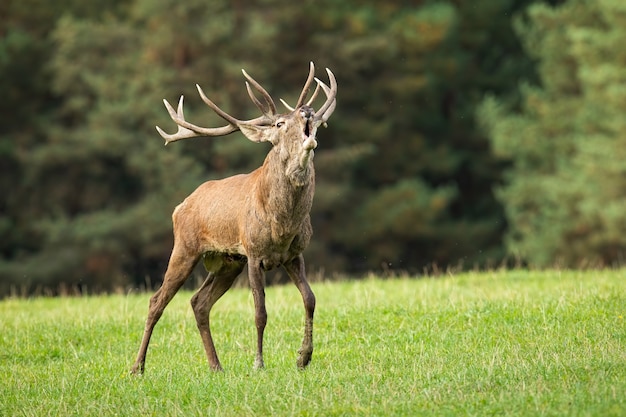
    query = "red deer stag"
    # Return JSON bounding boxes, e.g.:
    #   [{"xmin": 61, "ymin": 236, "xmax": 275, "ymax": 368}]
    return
[{"xmin": 130, "ymin": 62, "xmax": 337, "ymax": 374}]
